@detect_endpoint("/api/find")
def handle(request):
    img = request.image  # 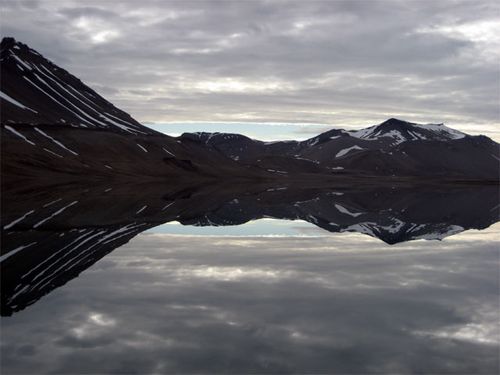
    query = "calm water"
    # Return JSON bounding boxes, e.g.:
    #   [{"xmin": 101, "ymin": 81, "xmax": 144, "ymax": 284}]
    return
[{"xmin": 1, "ymin": 182, "xmax": 499, "ymax": 374}]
